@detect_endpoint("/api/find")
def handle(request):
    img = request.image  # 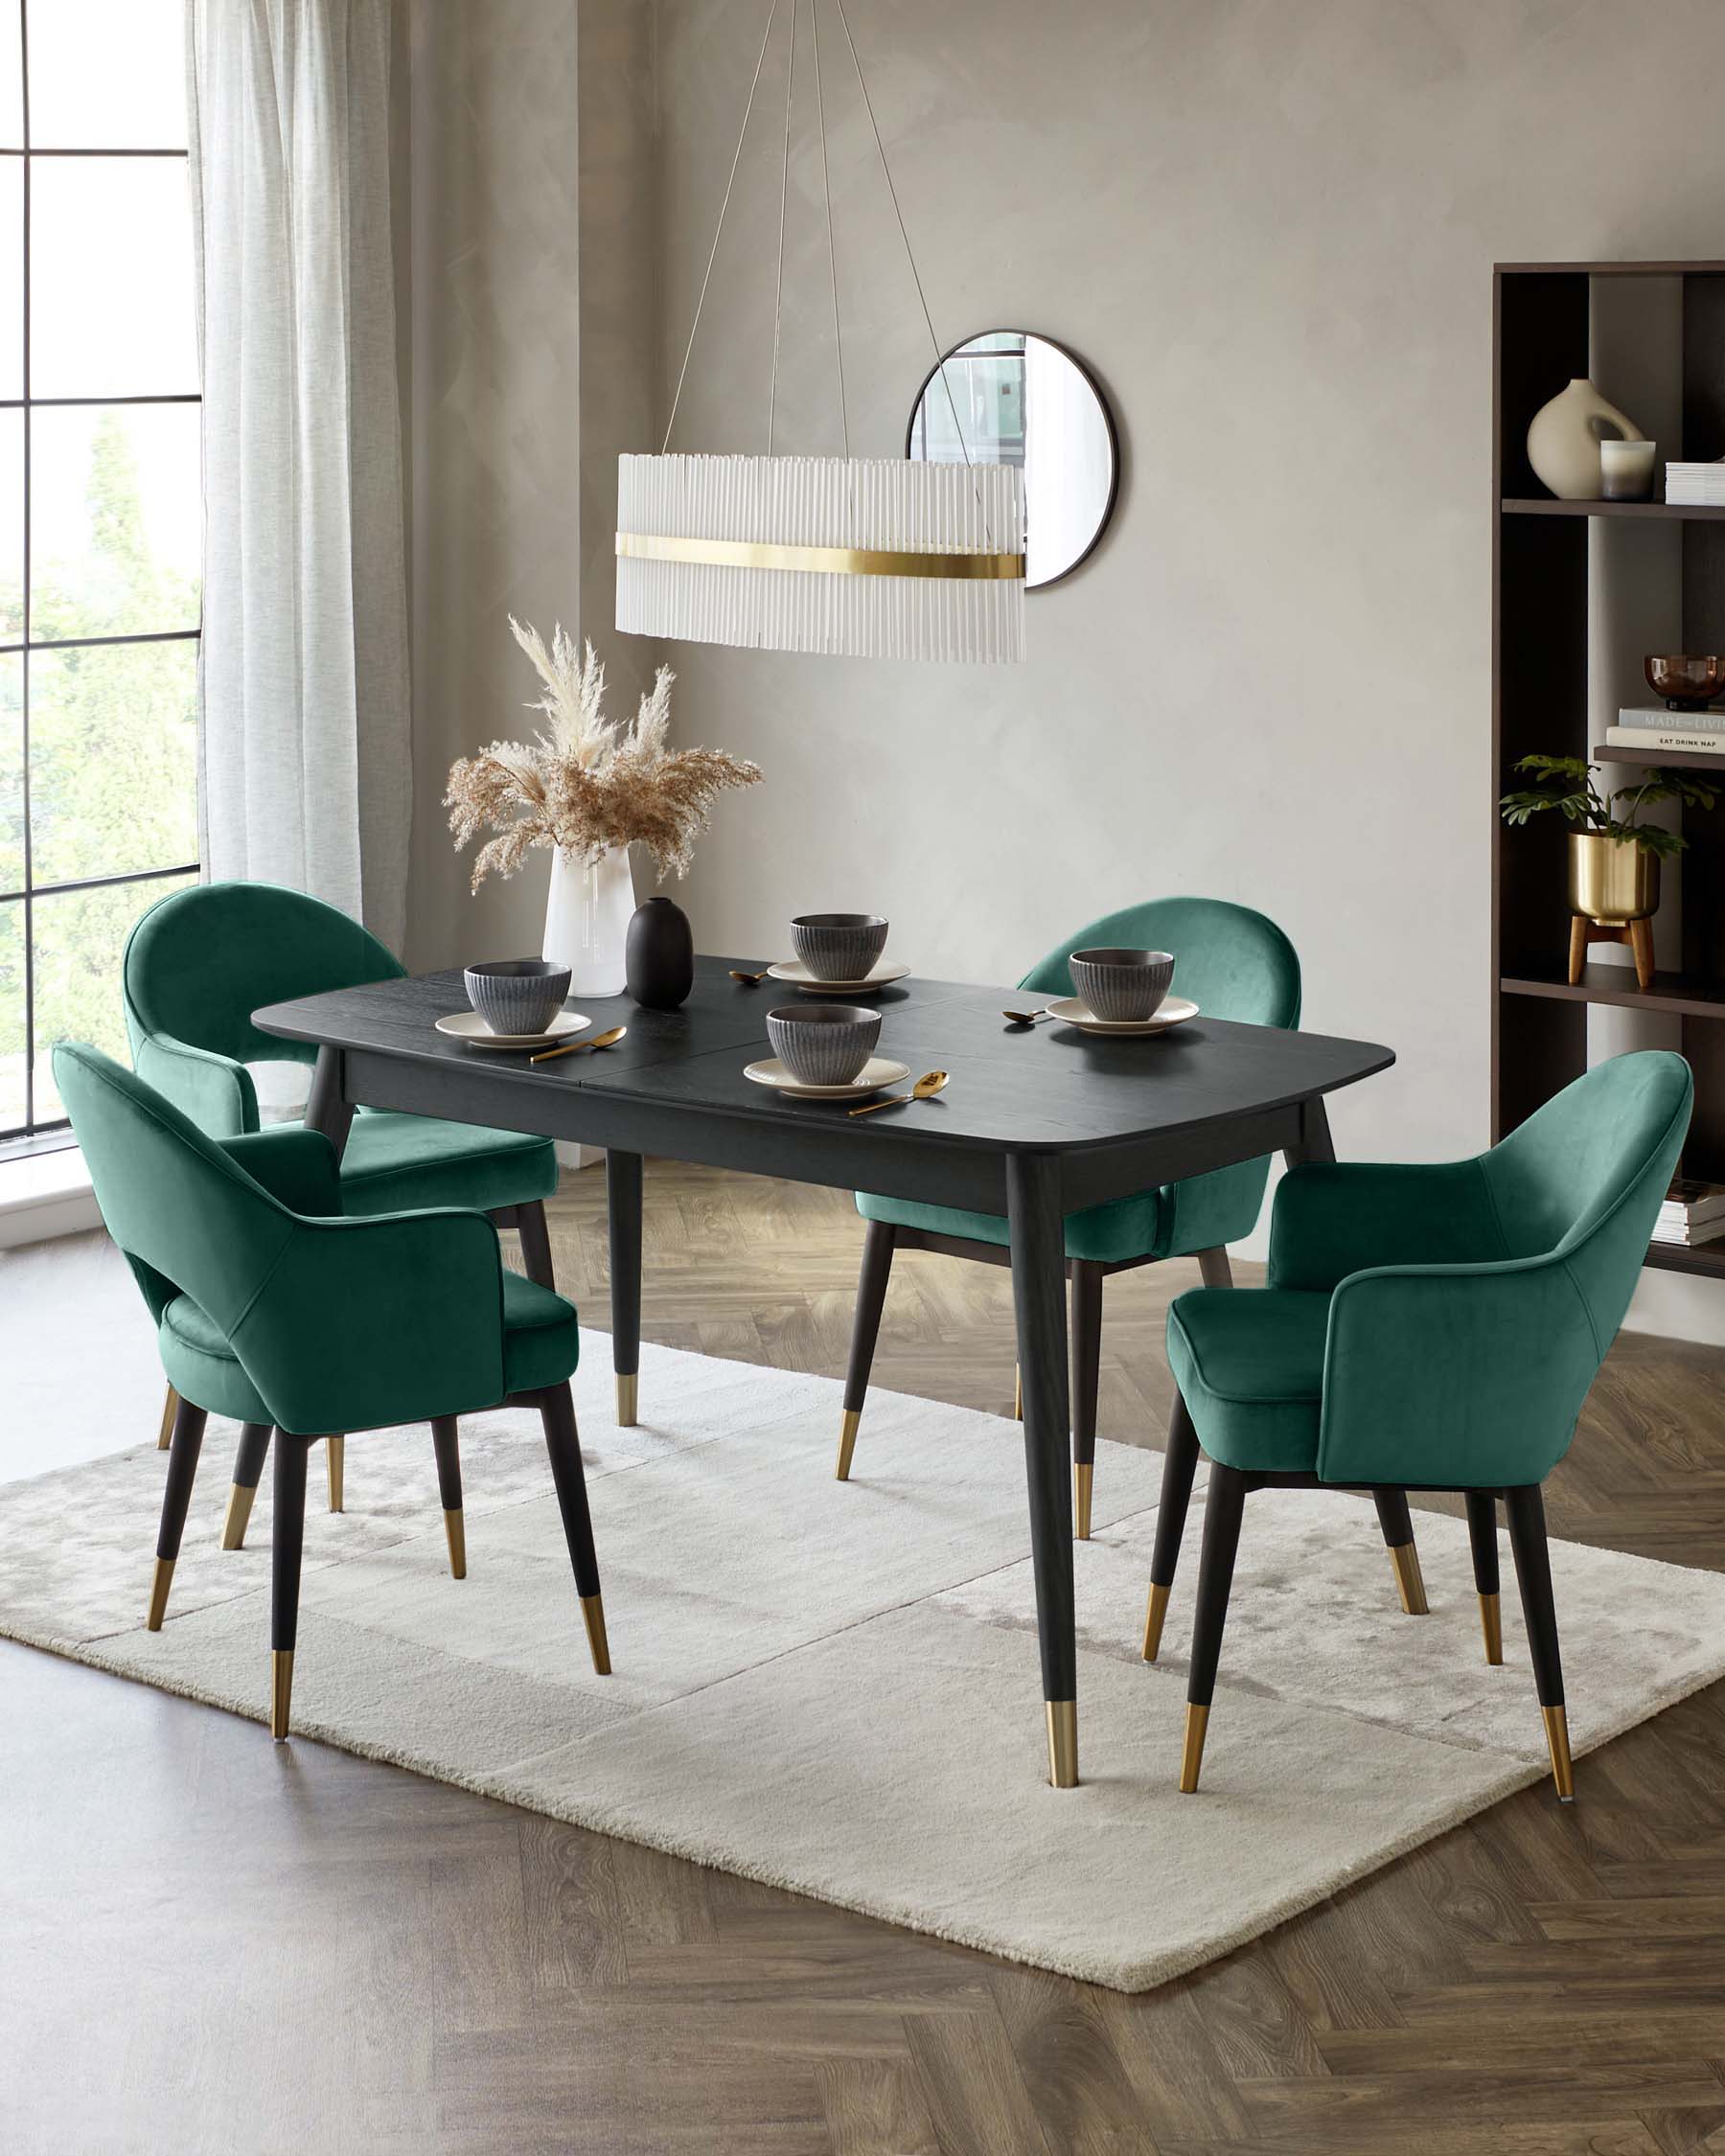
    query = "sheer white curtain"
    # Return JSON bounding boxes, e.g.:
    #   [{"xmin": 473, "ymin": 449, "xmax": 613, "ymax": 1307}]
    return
[{"xmin": 185, "ymin": 0, "xmax": 409, "ymax": 950}]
